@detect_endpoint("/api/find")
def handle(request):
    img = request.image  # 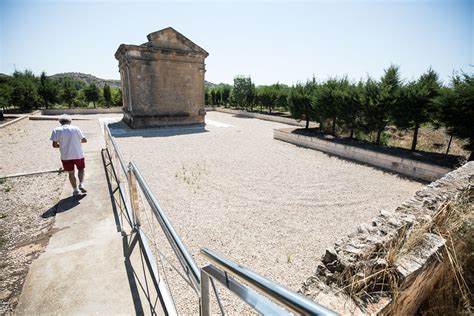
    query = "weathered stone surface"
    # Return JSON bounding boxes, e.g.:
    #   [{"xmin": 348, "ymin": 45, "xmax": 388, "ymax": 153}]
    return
[
  {"xmin": 300, "ymin": 161, "xmax": 473, "ymax": 314},
  {"xmin": 381, "ymin": 233, "xmax": 447, "ymax": 315},
  {"xmin": 115, "ymin": 27, "xmax": 208, "ymax": 128}
]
